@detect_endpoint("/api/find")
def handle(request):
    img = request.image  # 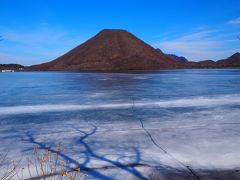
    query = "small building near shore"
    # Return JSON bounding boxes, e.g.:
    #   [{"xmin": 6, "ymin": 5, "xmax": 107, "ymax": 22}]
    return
[{"xmin": 1, "ymin": 69, "xmax": 15, "ymax": 72}]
